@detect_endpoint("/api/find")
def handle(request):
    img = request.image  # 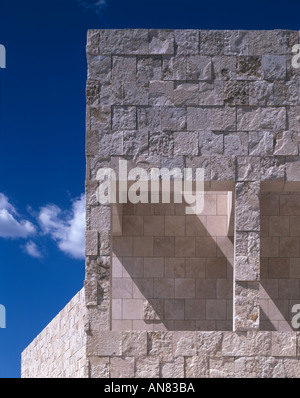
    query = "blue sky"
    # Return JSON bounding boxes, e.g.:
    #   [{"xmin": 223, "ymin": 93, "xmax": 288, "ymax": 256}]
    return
[{"xmin": 0, "ymin": 0, "xmax": 299, "ymax": 379}]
